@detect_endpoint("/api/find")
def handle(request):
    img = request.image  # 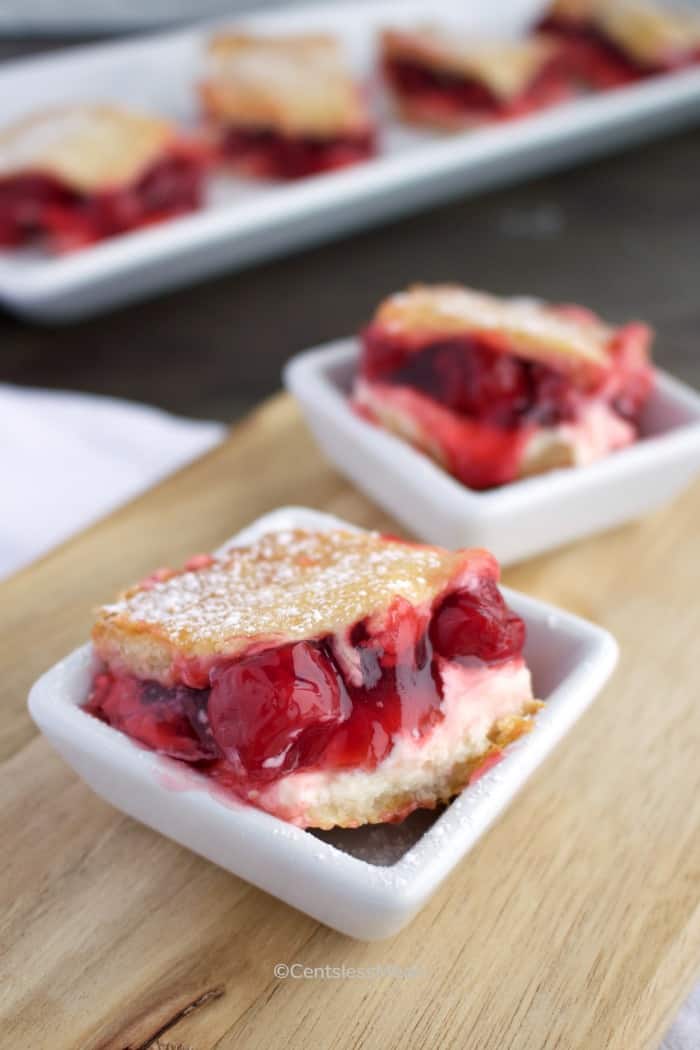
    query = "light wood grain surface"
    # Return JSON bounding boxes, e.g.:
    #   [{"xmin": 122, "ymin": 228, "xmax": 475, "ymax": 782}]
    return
[{"xmin": 1, "ymin": 393, "xmax": 699, "ymax": 1050}]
